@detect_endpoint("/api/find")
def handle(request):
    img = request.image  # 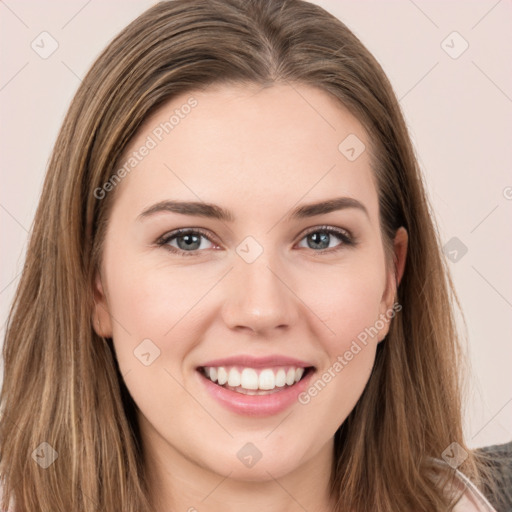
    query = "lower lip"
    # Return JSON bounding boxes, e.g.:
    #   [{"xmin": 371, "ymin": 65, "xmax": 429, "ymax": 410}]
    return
[{"xmin": 197, "ymin": 368, "xmax": 315, "ymax": 417}]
